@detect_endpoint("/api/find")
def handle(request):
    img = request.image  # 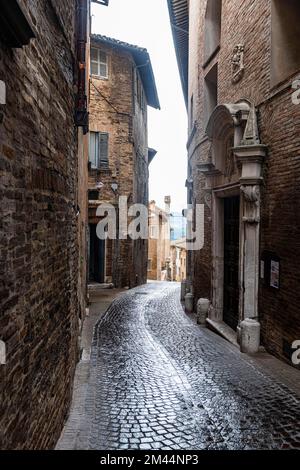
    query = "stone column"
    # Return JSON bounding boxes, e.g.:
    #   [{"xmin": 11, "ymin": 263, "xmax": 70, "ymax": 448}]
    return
[{"xmin": 235, "ymin": 144, "xmax": 267, "ymax": 352}]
